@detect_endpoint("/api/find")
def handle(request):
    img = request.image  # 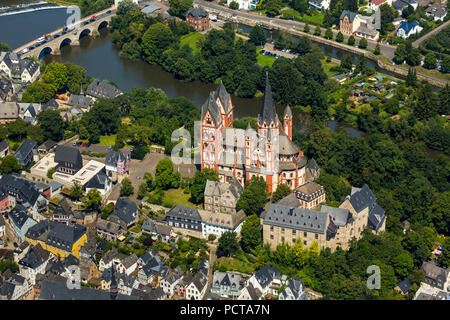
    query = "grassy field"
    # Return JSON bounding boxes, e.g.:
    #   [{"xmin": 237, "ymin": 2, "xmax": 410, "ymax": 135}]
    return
[
  {"xmin": 257, "ymin": 48, "xmax": 276, "ymax": 67},
  {"xmin": 321, "ymin": 59, "xmax": 341, "ymax": 77},
  {"xmin": 180, "ymin": 32, "xmax": 205, "ymax": 55},
  {"xmin": 282, "ymin": 9, "xmax": 324, "ymax": 26},
  {"xmin": 162, "ymin": 188, "xmax": 200, "ymax": 208},
  {"xmin": 98, "ymin": 135, "xmax": 116, "ymax": 146},
  {"xmin": 214, "ymin": 256, "xmax": 258, "ymax": 273}
]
